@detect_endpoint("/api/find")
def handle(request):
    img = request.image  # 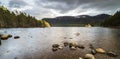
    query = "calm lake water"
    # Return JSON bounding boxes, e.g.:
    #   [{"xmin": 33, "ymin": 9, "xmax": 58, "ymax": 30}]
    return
[{"xmin": 0, "ymin": 27, "xmax": 120, "ymax": 59}]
